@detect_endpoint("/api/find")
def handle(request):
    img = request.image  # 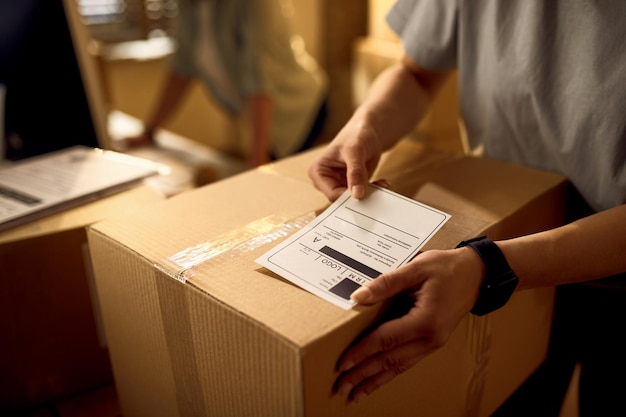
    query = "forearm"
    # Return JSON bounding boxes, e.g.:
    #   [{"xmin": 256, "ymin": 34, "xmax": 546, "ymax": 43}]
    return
[
  {"xmin": 248, "ymin": 93, "xmax": 273, "ymax": 166},
  {"xmin": 352, "ymin": 58, "xmax": 449, "ymax": 151},
  {"xmin": 145, "ymin": 71, "xmax": 192, "ymax": 133},
  {"xmin": 498, "ymin": 204, "xmax": 626, "ymax": 290}
]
